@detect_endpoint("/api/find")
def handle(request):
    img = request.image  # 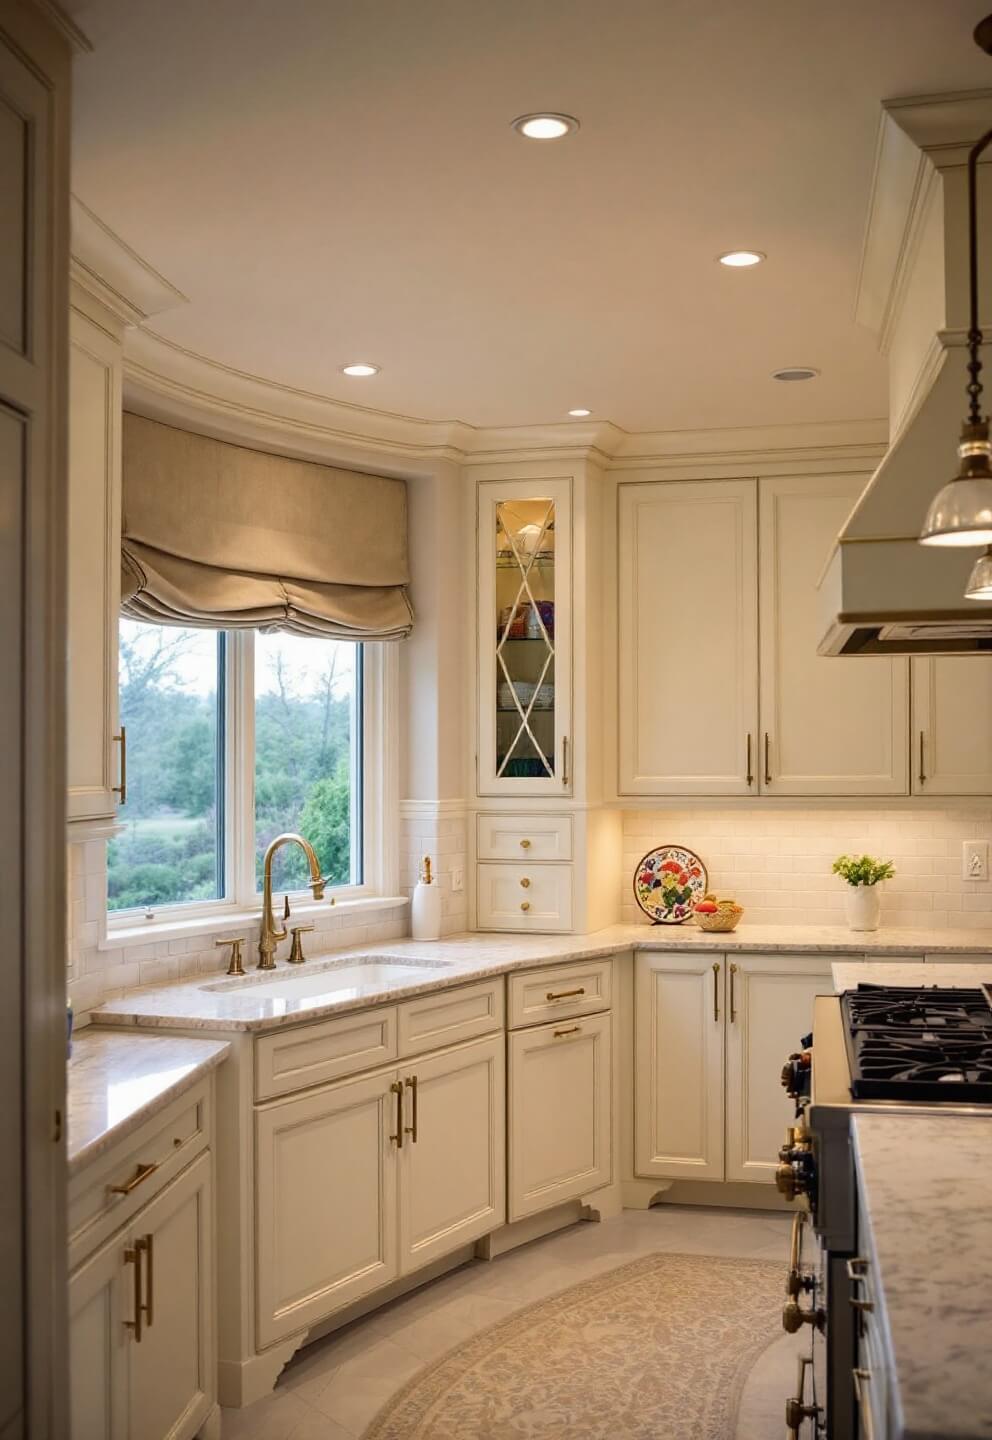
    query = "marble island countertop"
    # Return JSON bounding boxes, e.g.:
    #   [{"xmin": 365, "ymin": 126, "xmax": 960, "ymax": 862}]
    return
[
  {"xmin": 67, "ymin": 1029, "xmax": 230, "ymax": 1174},
  {"xmin": 88, "ymin": 921, "xmax": 992, "ymax": 1035},
  {"xmin": 852, "ymin": 1112, "xmax": 992, "ymax": 1440},
  {"xmin": 833, "ymin": 959, "xmax": 992, "ymax": 992}
]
